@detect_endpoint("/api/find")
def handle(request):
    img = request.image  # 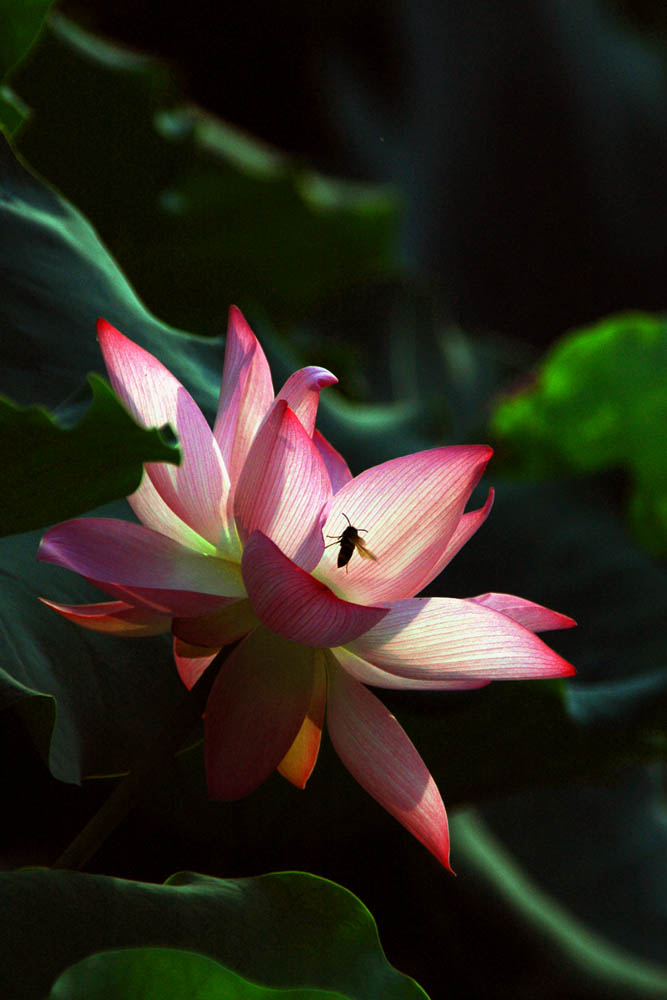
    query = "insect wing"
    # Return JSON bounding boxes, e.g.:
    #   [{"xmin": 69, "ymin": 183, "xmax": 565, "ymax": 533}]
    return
[{"xmin": 354, "ymin": 536, "xmax": 377, "ymax": 561}]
